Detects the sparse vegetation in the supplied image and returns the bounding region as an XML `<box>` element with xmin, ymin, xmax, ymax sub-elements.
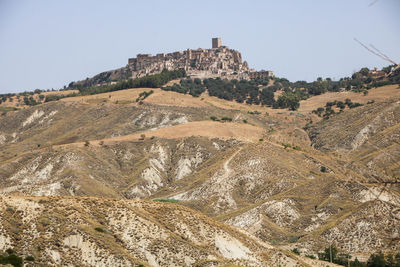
<box><xmin>316</xmin><ymin>246</ymin><xmax>400</xmax><ymax>267</ymax></box>
<box><xmin>210</xmin><ymin>116</ymin><xmax>218</xmax><ymax>121</ymax></box>
<box><xmin>0</xmin><ymin>250</ymin><xmax>23</xmax><ymax>267</ymax></box>
<box><xmin>282</xmin><ymin>143</ymin><xmax>294</xmax><ymax>149</ymax></box>
<box><xmin>312</xmin><ymin>99</ymin><xmax>363</xmax><ymax>119</ymax></box>
<box><xmin>95</xmin><ymin>227</ymin><xmax>106</xmax><ymax>233</ymax></box>
<box><xmin>0</xmin><ymin>106</ymin><xmax>19</xmax><ymax>115</ymax></box>
<box><xmin>24</xmin><ymin>256</ymin><xmax>35</xmax><ymax>262</ymax></box>
<box><xmin>76</xmin><ymin>69</ymin><xmax>186</xmax><ymax>95</ymax></box>
<box><xmin>220</xmin><ymin>116</ymin><xmax>232</xmax><ymax>122</ymax></box>
<box><xmin>45</xmin><ymin>92</ymin><xmax>78</xmax><ymax>102</ymax></box>
<box><xmin>136</xmin><ymin>90</ymin><xmax>154</xmax><ymax>102</ymax></box>
<box><xmin>153</xmin><ymin>199</ymin><xmax>179</xmax><ymax>203</ymax></box>
<box><xmin>291</xmin><ymin>248</ymin><xmax>300</xmax><ymax>255</ymax></box>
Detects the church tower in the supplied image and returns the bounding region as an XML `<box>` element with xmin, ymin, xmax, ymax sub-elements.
<box><xmin>212</xmin><ymin>38</ymin><xmax>222</xmax><ymax>48</ymax></box>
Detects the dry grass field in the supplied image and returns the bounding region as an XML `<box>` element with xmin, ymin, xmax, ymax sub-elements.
<box><xmin>4</xmin><ymin>84</ymin><xmax>398</xmax><ymax>117</ymax></box>
<box><xmin>57</xmin><ymin>121</ymin><xmax>265</xmax><ymax>148</ymax></box>
<box><xmin>0</xmin><ymin>89</ymin><xmax>78</xmax><ymax>109</ymax></box>
<box><xmin>298</xmin><ymin>84</ymin><xmax>400</xmax><ymax>112</ymax></box>
<box><xmin>0</xmin><ymin>84</ymin><xmax>399</xmax><ymax>262</ymax></box>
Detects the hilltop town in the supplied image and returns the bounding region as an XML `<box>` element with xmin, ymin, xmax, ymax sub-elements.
<box><xmin>70</xmin><ymin>38</ymin><xmax>274</xmax><ymax>89</ymax></box>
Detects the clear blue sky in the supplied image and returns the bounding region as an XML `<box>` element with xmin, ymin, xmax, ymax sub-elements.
<box><xmin>0</xmin><ymin>0</ymin><xmax>399</xmax><ymax>93</ymax></box>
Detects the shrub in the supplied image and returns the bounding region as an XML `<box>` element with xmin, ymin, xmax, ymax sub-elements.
<box><xmin>320</xmin><ymin>166</ymin><xmax>327</xmax><ymax>172</ymax></box>
<box><xmin>210</xmin><ymin>116</ymin><xmax>218</xmax><ymax>121</ymax></box>
<box><xmin>153</xmin><ymin>199</ymin><xmax>179</xmax><ymax>203</ymax></box>
<box><xmin>291</xmin><ymin>248</ymin><xmax>300</xmax><ymax>255</ymax></box>
<box><xmin>282</xmin><ymin>143</ymin><xmax>291</xmax><ymax>149</ymax></box>
<box><xmin>0</xmin><ymin>254</ymin><xmax>23</xmax><ymax>267</ymax></box>
<box><xmin>94</xmin><ymin>227</ymin><xmax>106</xmax><ymax>233</ymax></box>
<box><xmin>0</xmin><ymin>249</ymin><xmax>23</xmax><ymax>267</ymax></box>
<box><xmin>25</xmin><ymin>256</ymin><xmax>35</xmax><ymax>261</ymax></box>
<box><xmin>221</xmin><ymin>117</ymin><xmax>232</xmax><ymax>122</ymax></box>
<box><xmin>84</xmin><ymin>141</ymin><xmax>90</xmax><ymax>146</ymax></box>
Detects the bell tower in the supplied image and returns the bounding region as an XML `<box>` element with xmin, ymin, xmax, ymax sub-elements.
<box><xmin>212</xmin><ymin>38</ymin><xmax>222</xmax><ymax>48</ymax></box>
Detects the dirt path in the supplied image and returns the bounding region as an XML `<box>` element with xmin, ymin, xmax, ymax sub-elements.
<box><xmin>222</xmin><ymin>147</ymin><xmax>242</xmax><ymax>179</ymax></box>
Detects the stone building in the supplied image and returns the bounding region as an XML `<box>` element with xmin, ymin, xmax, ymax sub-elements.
<box><xmin>127</xmin><ymin>38</ymin><xmax>251</xmax><ymax>79</ymax></box>
<box><xmin>367</xmin><ymin>67</ymin><xmax>386</xmax><ymax>79</ymax></box>
<box><xmin>248</xmin><ymin>70</ymin><xmax>274</xmax><ymax>80</ymax></box>
<box><xmin>73</xmin><ymin>38</ymin><xmax>274</xmax><ymax>88</ymax></box>
<box><xmin>212</xmin><ymin>38</ymin><xmax>222</xmax><ymax>49</ymax></box>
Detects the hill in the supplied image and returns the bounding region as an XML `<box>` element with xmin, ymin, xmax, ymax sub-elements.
<box><xmin>0</xmin><ymin>84</ymin><xmax>399</xmax><ymax>265</ymax></box>
<box><xmin>0</xmin><ymin>195</ymin><xmax>338</xmax><ymax>267</ymax></box>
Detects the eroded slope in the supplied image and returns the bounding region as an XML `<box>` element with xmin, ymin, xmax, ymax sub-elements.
<box><xmin>0</xmin><ymin>195</ymin><xmax>333</xmax><ymax>267</ymax></box>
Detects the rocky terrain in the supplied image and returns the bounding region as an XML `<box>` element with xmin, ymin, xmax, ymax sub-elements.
<box><xmin>0</xmin><ymin>84</ymin><xmax>399</xmax><ymax>266</ymax></box>
<box><xmin>1</xmin><ymin>195</ymin><xmax>337</xmax><ymax>267</ymax></box>
<box><xmin>308</xmin><ymin>99</ymin><xmax>400</xmax><ymax>181</ymax></box>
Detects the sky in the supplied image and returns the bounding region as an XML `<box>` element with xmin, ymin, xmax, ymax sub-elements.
<box><xmin>0</xmin><ymin>0</ymin><xmax>399</xmax><ymax>94</ymax></box>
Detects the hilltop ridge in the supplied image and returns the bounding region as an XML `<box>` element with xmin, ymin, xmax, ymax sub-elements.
<box><xmin>69</xmin><ymin>38</ymin><xmax>274</xmax><ymax>90</ymax></box>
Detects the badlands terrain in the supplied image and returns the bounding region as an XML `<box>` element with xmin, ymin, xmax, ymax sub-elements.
<box><xmin>0</xmin><ymin>84</ymin><xmax>399</xmax><ymax>266</ymax></box>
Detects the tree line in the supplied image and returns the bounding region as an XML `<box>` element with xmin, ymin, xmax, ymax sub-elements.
<box><xmin>73</xmin><ymin>69</ymin><xmax>186</xmax><ymax>95</ymax></box>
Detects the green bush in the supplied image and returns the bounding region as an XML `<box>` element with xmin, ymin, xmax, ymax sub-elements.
<box><xmin>0</xmin><ymin>250</ymin><xmax>23</xmax><ymax>267</ymax></box>
<box><xmin>210</xmin><ymin>116</ymin><xmax>218</xmax><ymax>121</ymax></box>
<box><xmin>25</xmin><ymin>256</ymin><xmax>35</xmax><ymax>262</ymax></box>
<box><xmin>291</xmin><ymin>248</ymin><xmax>300</xmax><ymax>255</ymax></box>
<box><xmin>80</xmin><ymin>69</ymin><xmax>186</xmax><ymax>95</ymax></box>
<box><xmin>45</xmin><ymin>92</ymin><xmax>78</xmax><ymax>102</ymax></box>
<box><xmin>94</xmin><ymin>227</ymin><xmax>106</xmax><ymax>233</ymax></box>
<box><xmin>221</xmin><ymin>117</ymin><xmax>232</xmax><ymax>122</ymax></box>
<box><xmin>136</xmin><ymin>90</ymin><xmax>154</xmax><ymax>102</ymax></box>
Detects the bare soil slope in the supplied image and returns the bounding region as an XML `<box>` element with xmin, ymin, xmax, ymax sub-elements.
<box><xmin>0</xmin><ymin>195</ymin><xmax>337</xmax><ymax>267</ymax></box>
<box><xmin>1</xmin><ymin>86</ymin><xmax>399</xmax><ymax>262</ymax></box>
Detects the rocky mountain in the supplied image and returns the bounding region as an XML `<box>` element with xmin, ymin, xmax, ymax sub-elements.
<box><xmin>0</xmin><ymin>84</ymin><xmax>399</xmax><ymax>266</ymax></box>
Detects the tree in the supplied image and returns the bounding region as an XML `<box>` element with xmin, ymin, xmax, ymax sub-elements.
<box><xmin>360</xmin><ymin>67</ymin><xmax>369</xmax><ymax>76</ymax></box>
<box><xmin>276</xmin><ymin>92</ymin><xmax>300</xmax><ymax>110</ymax></box>
<box><xmin>308</xmin><ymin>81</ymin><xmax>326</xmax><ymax>95</ymax></box>
<box><xmin>260</xmin><ymin>87</ymin><xmax>275</xmax><ymax>106</ymax></box>
<box><xmin>367</xmin><ymin>252</ymin><xmax>385</xmax><ymax>267</ymax></box>
<box><xmin>318</xmin><ymin>245</ymin><xmax>338</xmax><ymax>262</ymax></box>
